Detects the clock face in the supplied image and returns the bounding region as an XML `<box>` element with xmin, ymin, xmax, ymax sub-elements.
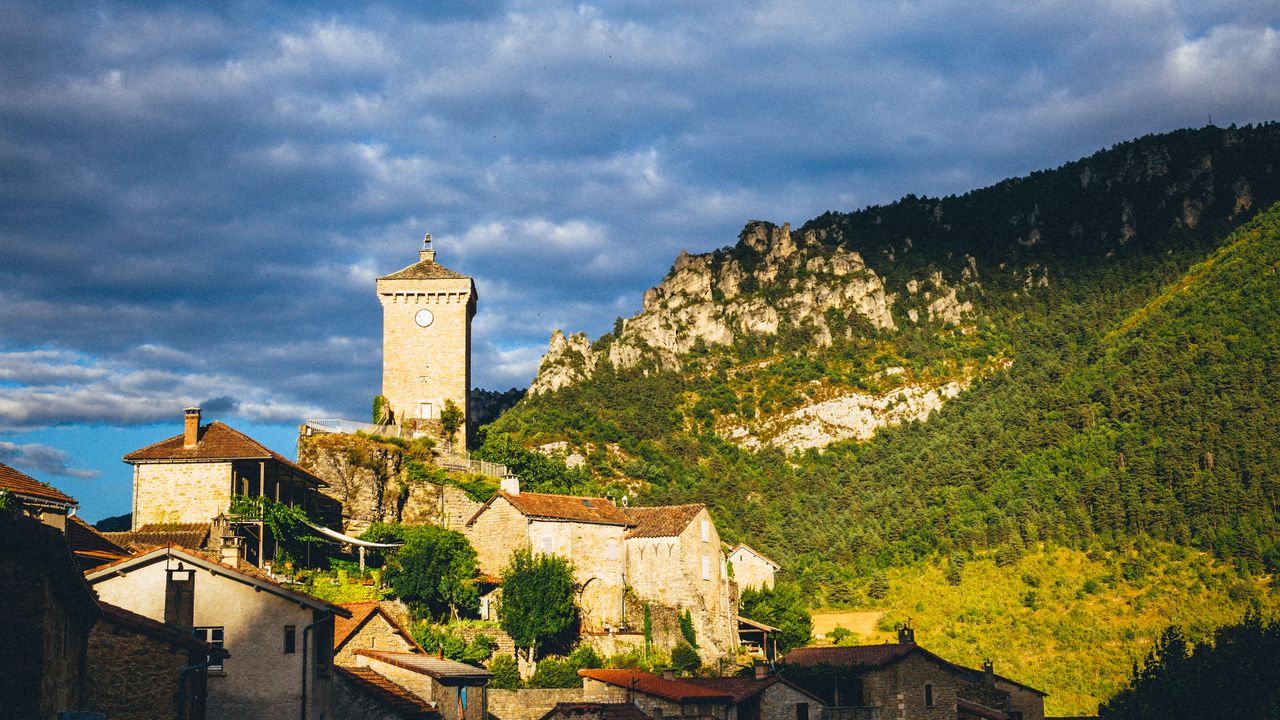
<box><xmin>414</xmin><ymin>309</ymin><xmax>435</xmax><ymax>328</ymax></box>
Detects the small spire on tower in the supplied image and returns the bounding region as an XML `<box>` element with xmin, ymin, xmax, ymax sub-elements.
<box><xmin>420</xmin><ymin>232</ymin><xmax>436</xmax><ymax>263</ymax></box>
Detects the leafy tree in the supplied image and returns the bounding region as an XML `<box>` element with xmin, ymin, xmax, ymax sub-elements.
<box><xmin>945</xmin><ymin>556</ymin><xmax>964</xmax><ymax>586</ymax></box>
<box><xmin>643</xmin><ymin>603</ymin><xmax>653</xmax><ymax>650</ymax></box>
<box><xmin>740</xmin><ymin>582</ymin><xmax>812</xmax><ymax>653</ymax></box>
<box><xmin>671</xmin><ymin>642</ymin><xmax>701</xmax><ymax>674</ymax></box>
<box><xmin>527</xmin><ymin>646</ymin><xmax>604</xmax><ymax>688</ymax></box>
<box><xmin>440</xmin><ymin>399</ymin><xmax>465</xmax><ymax>442</ymax></box>
<box><xmin>868</xmin><ymin>572</ymin><xmax>890</xmax><ymax>600</ymax></box>
<box><xmin>488</xmin><ymin>654</ymin><xmax>521</xmax><ymax>689</ymax></box>
<box><xmin>499</xmin><ymin>548</ymin><xmax>578</xmax><ymax>667</ymax></box>
<box><xmin>383</xmin><ymin>524</ymin><xmax>479</xmax><ymax>620</ymax></box>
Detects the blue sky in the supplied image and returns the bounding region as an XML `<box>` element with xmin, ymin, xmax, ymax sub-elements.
<box><xmin>2</xmin><ymin>0</ymin><xmax>1279</xmax><ymax>521</ymax></box>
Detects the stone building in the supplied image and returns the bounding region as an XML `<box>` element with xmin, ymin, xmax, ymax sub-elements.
<box><xmin>122</xmin><ymin>407</ymin><xmax>341</xmax><ymax>566</ymax></box>
<box><xmin>726</xmin><ymin>543</ymin><xmax>779</xmax><ymax>591</ymax></box>
<box><xmin>0</xmin><ymin>460</ymin><xmax>78</xmax><ymax>531</ymax></box>
<box><xmin>86</xmin><ymin>601</ymin><xmax>228</xmax><ymax>720</ymax></box>
<box><xmin>464</xmin><ymin>479</ymin><xmax>633</xmax><ymax>631</ymax></box>
<box><xmin>0</xmin><ymin>510</ymin><xmax>99</xmax><ymax>719</ymax></box>
<box><xmin>336</xmin><ymin>600</ymin><xmax>425</xmax><ymax>666</ymax></box>
<box><xmin>623</xmin><ymin>504</ymin><xmax>737</xmax><ymax>659</ymax></box>
<box><xmin>378</xmin><ymin>235</ymin><xmax>476</xmax><ymax>445</ymax></box>
<box><xmin>781</xmin><ymin>629</ymin><xmax>1046</xmax><ymax>720</ymax></box>
<box><xmin>335</xmin><ymin>665</ymin><xmax>440</xmax><ymax>720</ymax></box>
<box><xmin>579</xmin><ymin>668</ymin><xmax>824</xmax><ymax>720</ymax></box>
<box><xmin>355</xmin><ymin>649</ymin><xmax>494</xmax><ymax>720</ymax></box>
<box><xmin>86</xmin><ymin>544</ymin><xmax>352</xmax><ymax>720</ymax></box>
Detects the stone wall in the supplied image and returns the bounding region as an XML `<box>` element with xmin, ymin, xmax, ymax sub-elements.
<box><xmin>580</xmin><ymin>631</ymin><xmax>646</xmax><ymax>657</ymax></box>
<box><xmin>759</xmin><ymin>678</ymin><xmax>824</xmax><ymax>720</ymax></box>
<box><xmin>360</xmin><ymin>656</ymin><xmax>489</xmax><ymax>720</ymax></box>
<box><xmin>133</xmin><ymin>461</ymin><xmax>231</xmax><ymax>528</ymax></box>
<box><xmin>728</xmin><ymin>549</ymin><xmax>775</xmax><ymax>591</ymax></box>
<box><xmin>85</xmin><ymin>620</ymin><xmax>200</xmax><ymax>720</ymax></box>
<box><xmin>528</xmin><ymin>517</ymin><xmax>628</xmax><ymax>630</ymax></box>
<box><xmin>488</xmin><ymin>688</ymin><xmax>585</xmax><ymax>720</ymax></box>
<box><xmin>862</xmin><ymin>653</ymin><xmax>960</xmax><ymax>720</ymax></box>
<box><xmin>334</xmin><ymin>669</ymin><xmax>420</xmax><ymax>720</ymax></box>
<box><xmin>465</xmin><ymin>496</ymin><xmax>529</xmax><ymax>574</ymax></box>
<box><xmin>995</xmin><ymin>680</ymin><xmax>1044</xmax><ymax>720</ymax></box>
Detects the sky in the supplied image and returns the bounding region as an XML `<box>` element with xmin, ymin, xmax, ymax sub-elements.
<box><xmin>2</xmin><ymin>0</ymin><xmax>1279</xmax><ymax>521</ymax></box>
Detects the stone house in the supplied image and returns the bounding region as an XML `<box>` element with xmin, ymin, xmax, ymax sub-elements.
<box><xmin>726</xmin><ymin>543</ymin><xmax>779</xmax><ymax>591</ymax></box>
<box><xmin>579</xmin><ymin>668</ymin><xmax>824</xmax><ymax>720</ymax></box>
<box><xmin>355</xmin><ymin>649</ymin><xmax>494</xmax><ymax>720</ymax></box>
<box><xmin>122</xmin><ymin>407</ymin><xmax>341</xmax><ymax>566</ymax></box>
<box><xmin>0</xmin><ymin>460</ymin><xmax>79</xmax><ymax>531</ymax></box>
<box><xmin>0</xmin><ymin>509</ymin><xmax>99</xmax><ymax>719</ymax></box>
<box><xmin>623</xmin><ymin>504</ymin><xmax>737</xmax><ymax>659</ymax></box>
<box><xmin>335</xmin><ymin>600</ymin><xmax>425</xmax><ymax>666</ymax></box>
<box><xmin>781</xmin><ymin>630</ymin><xmax>1046</xmax><ymax>720</ymax></box>
<box><xmin>335</xmin><ymin>665</ymin><xmax>440</xmax><ymax>720</ymax></box>
<box><xmin>87</xmin><ymin>601</ymin><xmax>229</xmax><ymax>720</ymax></box>
<box><xmin>464</xmin><ymin>479</ymin><xmax>633</xmax><ymax>631</ymax></box>
<box><xmin>86</xmin><ymin>544</ymin><xmax>352</xmax><ymax>720</ymax></box>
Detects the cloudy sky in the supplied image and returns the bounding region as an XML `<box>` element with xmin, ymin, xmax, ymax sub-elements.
<box><xmin>2</xmin><ymin>0</ymin><xmax>1278</xmax><ymax>520</ymax></box>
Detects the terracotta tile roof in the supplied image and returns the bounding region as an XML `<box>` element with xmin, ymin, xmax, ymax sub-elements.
<box><xmin>335</xmin><ymin>601</ymin><xmax>424</xmax><ymax>653</ymax></box>
<box><xmin>66</xmin><ymin>516</ymin><xmax>131</xmax><ymax>569</ymax></box>
<box><xmin>356</xmin><ymin>649</ymin><xmax>493</xmax><ymax>681</ymax></box>
<box><xmin>467</xmin><ymin>491</ymin><xmax>632</xmax><ymax>527</ymax></box>
<box><xmin>682</xmin><ymin>676</ymin><xmax>780</xmax><ymax>704</ymax></box>
<box><xmin>578</xmin><ymin>669</ymin><xmax>733</xmax><ymax>704</ymax></box>
<box><xmin>540</xmin><ymin>703</ymin><xmax>653</xmax><ymax>720</ymax></box>
<box><xmin>623</xmin><ymin>504</ymin><xmax>704</xmax><ymax>538</ymax></box>
<box><xmin>0</xmin><ymin>462</ymin><xmax>77</xmax><ymax>506</ymax></box>
<box><xmin>122</xmin><ymin>421</ymin><xmax>326</xmax><ymax>486</ymax></box>
<box><xmin>379</xmin><ymin>258</ymin><xmax>471</xmax><ymax>281</ymax></box>
<box><xmin>102</xmin><ymin>523</ymin><xmax>210</xmax><ymax>553</ymax></box>
<box><xmin>85</xmin><ymin>544</ymin><xmax>352</xmax><ymax>617</ymax></box>
<box><xmin>97</xmin><ymin>601</ymin><xmax>230</xmax><ymax>657</ymax></box>
<box><xmin>958</xmin><ymin>698</ymin><xmax>1009</xmax><ymax>720</ymax></box>
<box><xmin>783</xmin><ymin>643</ymin><xmax>918</xmax><ymax>668</ymax></box>
<box><xmin>337</xmin><ymin>666</ymin><xmax>439</xmax><ymax>719</ymax></box>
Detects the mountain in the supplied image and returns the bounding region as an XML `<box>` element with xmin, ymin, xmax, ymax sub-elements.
<box><xmin>479</xmin><ymin>124</ymin><xmax>1280</xmax><ymax>709</ymax></box>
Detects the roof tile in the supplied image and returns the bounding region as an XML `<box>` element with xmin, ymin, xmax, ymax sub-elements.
<box><xmin>356</xmin><ymin>649</ymin><xmax>494</xmax><ymax>680</ymax></box>
<box><xmin>577</xmin><ymin>669</ymin><xmax>733</xmax><ymax>703</ymax></box>
<box><xmin>122</xmin><ymin>421</ymin><xmax>325</xmax><ymax>486</ymax></box>
<box><xmin>379</xmin><ymin>259</ymin><xmax>471</xmax><ymax>281</ymax></box>
<box><xmin>337</xmin><ymin>666</ymin><xmax>439</xmax><ymax>718</ymax></box>
<box><xmin>623</xmin><ymin>504</ymin><xmax>704</xmax><ymax>538</ymax></box>
<box><xmin>0</xmin><ymin>462</ymin><xmax>76</xmax><ymax>506</ymax></box>
<box><xmin>470</xmin><ymin>491</ymin><xmax>632</xmax><ymax>527</ymax></box>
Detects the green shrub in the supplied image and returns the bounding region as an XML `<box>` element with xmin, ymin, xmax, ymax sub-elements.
<box><xmin>671</xmin><ymin>643</ymin><xmax>701</xmax><ymax>673</ymax></box>
<box><xmin>488</xmin><ymin>654</ymin><xmax>521</xmax><ymax>689</ymax></box>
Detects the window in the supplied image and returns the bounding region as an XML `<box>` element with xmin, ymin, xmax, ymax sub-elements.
<box><xmin>606</xmin><ymin>540</ymin><xmax>619</xmax><ymax>561</ymax></box>
<box><xmin>924</xmin><ymin>684</ymin><xmax>934</xmax><ymax>707</ymax></box>
<box><xmin>542</xmin><ymin>535</ymin><xmax>555</xmax><ymax>554</ymax></box>
<box><xmin>796</xmin><ymin>703</ymin><xmax>809</xmax><ymax>720</ymax></box>
<box><xmin>701</xmin><ymin>555</ymin><xmax>711</xmax><ymax>580</ymax></box>
<box><xmin>284</xmin><ymin>625</ymin><xmax>296</xmax><ymax>654</ymax></box>
<box><xmin>700</xmin><ymin>520</ymin><xmax>710</xmax><ymax>542</ymax></box>
<box><xmin>194</xmin><ymin>627</ymin><xmax>224</xmax><ymax>671</ymax></box>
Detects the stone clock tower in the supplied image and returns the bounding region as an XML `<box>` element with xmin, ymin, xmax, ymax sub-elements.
<box><xmin>377</xmin><ymin>234</ymin><xmax>476</xmax><ymax>447</ymax></box>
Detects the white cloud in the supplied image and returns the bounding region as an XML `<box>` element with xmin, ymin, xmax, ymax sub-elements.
<box><xmin>0</xmin><ymin>441</ymin><xmax>100</xmax><ymax>479</ymax></box>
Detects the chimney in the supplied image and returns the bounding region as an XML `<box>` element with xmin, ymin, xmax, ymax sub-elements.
<box><xmin>420</xmin><ymin>232</ymin><xmax>436</xmax><ymax>264</ymax></box>
<box><xmin>897</xmin><ymin>624</ymin><xmax>915</xmax><ymax>644</ymax></box>
<box><xmin>661</xmin><ymin>668</ymin><xmax>675</xmax><ymax>681</ymax></box>
<box><xmin>754</xmin><ymin>659</ymin><xmax>768</xmax><ymax>680</ymax></box>
<box><xmin>183</xmin><ymin>407</ymin><xmax>202</xmax><ymax>448</ymax></box>
<box><xmin>165</xmin><ymin>562</ymin><xmax>196</xmax><ymax>628</ymax></box>
<box><xmin>501</xmin><ymin>474</ymin><xmax>520</xmax><ymax>496</ymax></box>
<box><xmin>983</xmin><ymin>659</ymin><xmax>994</xmax><ymax>686</ymax></box>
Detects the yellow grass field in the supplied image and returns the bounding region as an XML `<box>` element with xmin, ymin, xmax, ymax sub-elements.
<box><xmin>810</xmin><ymin>609</ymin><xmax>885</xmax><ymax>642</ymax></box>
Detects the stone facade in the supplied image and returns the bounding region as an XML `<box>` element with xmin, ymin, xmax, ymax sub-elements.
<box><xmin>337</xmin><ymin>611</ymin><xmax>420</xmax><ymax>666</ymax></box>
<box><xmin>359</xmin><ymin>655</ymin><xmax>489</xmax><ymax>720</ymax></box>
<box><xmin>582</xmin><ymin>677</ymin><xmax>726</xmax><ymax>720</ymax></box>
<box><xmin>626</xmin><ymin>508</ymin><xmax>737</xmax><ymax>659</ymax></box>
<box><xmin>756</xmin><ymin>681</ymin><xmax>822</xmax><ymax>720</ymax></box>
<box><xmin>378</xmin><ymin>244</ymin><xmax>476</xmax><ymax>446</ymax></box>
<box><xmin>0</xmin><ymin>511</ymin><xmax>96</xmax><ymax>719</ymax></box>
<box><xmin>488</xmin><ymin>688</ymin><xmax>587</xmax><ymax>720</ymax></box>
<box><xmin>85</xmin><ymin>614</ymin><xmax>208</xmax><ymax>720</ymax></box>
<box><xmin>88</xmin><ymin>548</ymin><xmax>339</xmax><ymax>720</ymax></box>
<box><xmin>132</xmin><ymin>461</ymin><xmax>231</xmax><ymax>529</ymax></box>
<box><xmin>859</xmin><ymin>653</ymin><xmax>959</xmax><ymax>720</ymax></box>
<box><xmin>727</xmin><ymin>545</ymin><xmax>777</xmax><ymax>591</ymax></box>
<box><xmin>993</xmin><ymin>678</ymin><xmax>1045</xmax><ymax>720</ymax></box>
<box><xmin>464</xmin><ymin>495</ymin><xmax>629</xmax><ymax>630</ymax></box>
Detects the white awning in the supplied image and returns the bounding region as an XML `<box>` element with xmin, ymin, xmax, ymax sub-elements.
<box><xmin>303</xmin><ymin>520</ymin><xmax>403</xmax><ymax>548</ymax></box>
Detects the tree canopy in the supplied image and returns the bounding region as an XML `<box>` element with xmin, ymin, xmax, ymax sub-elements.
<box><xmin>378</xmin><ymin>523</ymin><xmax>479</xmax><ymax>620</ymax></box>
<box><xmin>739</xmin><ymin>582</ymin><xmax>813</xmax><ymax>654</ymax></box>
<box><xmin>499</xmin><ymin>548</ymin><xmax>578</xmax><ymax>662</ymax></box>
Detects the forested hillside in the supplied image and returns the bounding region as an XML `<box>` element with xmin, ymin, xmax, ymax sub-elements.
<box><xmin>478</xmin><ymin>124</ymin><xmax>1280</xmax><ymax>711</ymax></box>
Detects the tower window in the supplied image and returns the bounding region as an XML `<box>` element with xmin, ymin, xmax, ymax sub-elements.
<box><xmin>924</xmin><ymin>684</ymin><xmax>934</xmax><ymax>707</ymax></box>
